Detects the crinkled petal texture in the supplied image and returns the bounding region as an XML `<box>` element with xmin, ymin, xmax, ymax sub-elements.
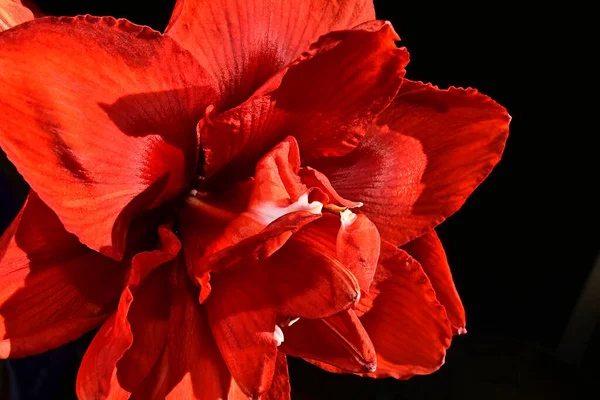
<box><xmin>0</xmin><ymin>0</ymin><xmax>41</xmax><ymax>31</ymax></box>
<box><xmin>350</xmin><ymin>241</ymin><xmax>453</xmax><ymax>378</ymax></box>
<box><xmin>0</xmin><ymin>16</ymin><xmax>216</xmax><ymax>260</ymax></box>
<box><xmin>166</xmin><ymin>0</ymin><xmax>375</xmax><ymax>109</ymax></box>
<box><xmin>403</xmin><ymin>230</ymin><xmax>466</xmax><ymax>335</ymax></box>
<box><xmin>199</xmin><ymin>21</ymin><xmax>409</xmax><ymax>180</ymax></box>
<box><xmin>0</xmin><ymin>193</ymin><xmax>128</xmax><ymax>358</ymax></box>
<box><xmin>313</xmin><ymin>79</ymin><xmax>511</xmax><ymax>246</ymax></box>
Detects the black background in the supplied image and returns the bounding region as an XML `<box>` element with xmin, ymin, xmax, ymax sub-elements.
<box><xmin>0</xmin><ymin>1</ymin><xmax>595</xmax><ymax>399</ymax></box>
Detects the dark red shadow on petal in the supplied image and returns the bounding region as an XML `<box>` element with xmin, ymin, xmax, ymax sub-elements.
<box><xmin>98</xmin><ymin>88</ymin><xmax>206</xmax><ymax>182</ymax></box>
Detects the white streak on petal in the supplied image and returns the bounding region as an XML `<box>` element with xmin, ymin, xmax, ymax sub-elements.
<box><xmin>252</xmin><ymin>192</ymin><xmax>323</xmax><ymax>225</ymax></box>
<box><xmin>340</xmin><ymin>208</ymin><xmax>357</xmax><ymax>228</ymax></box>
<box><xmin>274</xmin><ymin>325</ymin><xmax>284</xmax><ymax>346</ymax></box>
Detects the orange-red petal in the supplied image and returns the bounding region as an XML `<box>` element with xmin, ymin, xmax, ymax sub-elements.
<box><xmin>199</xmin><ymin>21</ymin><xmax>408</xmax><ymax>180</ymax></box>
<box><xmin>166</xmin><ymin>0</ymin><xmax>375</xmax><ymax>109</ymax></box>
<box><xmin>76</xmin><ymin>228</ymin><xmax>181</xmax><ymax>399</ymax></box>
<box><xmin>281</xmin><ymin>309</ymin><xmax>376</xmax><ymax>373</ymax></box>
<box><xmin>205</xmin><ymin>238</ymin><xmax>359</xmax><ymax>397</ymax></box>
<box><xmin>314</xmin><ymin>79</ymin><xmax>510</xmax><ymax>246</ymax></box>
<box><xmin>403</xmin><ymin>231</ymin><xmax>466</xmax><ymax>335</ymax></box>
<box><xmin>353</xmin><ymin>241</ymin><xmax>452</xmax><ymax>379</ymax></box>
<box><xmin>0</xmin><ymin>193</ymin><xmax>127</xmax><ymax>359</ymax></box>
<box><xmin>0</xmin><ymin>16</ymin><xmax>216</xmax><ymax>260</ymax></box>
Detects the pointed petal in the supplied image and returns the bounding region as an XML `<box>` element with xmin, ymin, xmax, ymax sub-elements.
<box><xmin>403</xmin><ymin>231</ymin><xmax>466</xmax><ymax>335</ymax></box>
<box><xmin>0</xmin><ymin>193</ymin><xmax>127</xmax><ymax>358</ymax></box>
<box><xmin>205</xmin><ymin>236</ymin><xmax>359</xmax><ymax>397</ymax></box>
<box><xmin>200</xmin><ymin>21</ymin><xmax>408</xmax><ymax>179</ymax></box>
<box><xmin>226</xmin><ymin>352</ymin><xmax>289</xmax><ymax>400</ymax></box>
<box><xmin>0</xmin><ymin>0</ymin><xmax>41</xmax><ymax>31</ymax></box>
<box><xmin>353</xmin><ymin>241</ymin><xmax>452</xmax><ymax>379</ymax></box>
<box><xmin>76</xmin><ymin>229</ymin><xmax>181</xmax><ymax>400</ymax></box>
<box><xmin>281</xmin><ymin>309</ymin><xmax>376</xmax><ymax>373</ymax></box>
<box><xmin>0</xmin><ymin>16</ymin><xmax>217</xmax><ymax>260</ymax></box>
<box><xmin>166</xmin><ymin>0</ymin><xmax>375</xmax><ymax>109</ymax></box>
<box><xmin>315</xmin><ymin>79</ymin><xmax>510</xmax><ymax>246</ymax></box>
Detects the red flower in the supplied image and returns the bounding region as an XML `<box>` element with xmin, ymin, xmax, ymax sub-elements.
<box><xmin>0</xmin><ymin>1</ymin><xmax>510</xmax><ymax>399</ymax></box>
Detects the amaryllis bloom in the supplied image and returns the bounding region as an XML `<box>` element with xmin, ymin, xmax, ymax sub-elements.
<box><xmin>0</xmin><ymin>0</ymin><xmax>510</xmax><ymax>398</ymax></box>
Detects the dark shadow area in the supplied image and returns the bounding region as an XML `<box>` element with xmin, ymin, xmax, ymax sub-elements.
<box><xmin>289</xmin><ymin>335</ymin><xmax>590</xmax><ymax>399</ymax></box>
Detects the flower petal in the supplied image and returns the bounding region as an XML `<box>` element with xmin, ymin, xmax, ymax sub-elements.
<box><xmin>295</xmin><ymin>213</ymin><xmax>380</xmax><ymax>293</ymax></box>
<box><xmin>403</xmin><ymin>231</ymin><xmax>466</xmax><ymax>335</ymax></box>
<box><xmin>0</xmin><ymin>0</ymin><xmax>41</xmax><ymax>31</ymax></box>
<box><xmin>227</xmin><ymin>352</ymin><xmax>290</xmax><ymax>400</ymax></box>
<box><xmin>205</xmin><ymin>266</ymin><xmax>279</xmax><ymax>398</ymax></box>
<box><xmin>166</xmin><ymin>0</ymin><xmax>375</xmax><ymax>109</ymax></box>
<box><xmin>0</xmin><ymin>193</ymin><xmax>127</xmax><ymax>359</ymax></box>
<box><xmin>184</xmin><ymin>138</ymin><xmax>326</xmax><ymax>302</ymax></box>
<box><xmin>126</xmin><ymin>263</ymin><xmax>231</xmax><ymax>400</ymax></box>
<box><xmin>76</xmin><ymin>228</ymin><xmax>181</xmax><ymax>399</ymax></box>
<box><xmin>298</xmin><ymin>167</ymin><xmax>362</xmax><ymax>208</ymax></box>
<box><xmin>353</xmin><ymin>241</ymin><xmax>452</xmax><ymax>379</ymax></box>
<box><xmin>199</xmin><ymin>21</ymin><xmax>408</xmax><ymax>179</ymax></box>
<box><xmin>314</xmin><ymin>79</ymin><xmax>510</xmax><ymax>246</ymax></box>
<box><xmin>0</xmin><ymin>16</ymin><xmax>217</xmax><ymax>260</ymax></box>
<box><xmin>281</xmin><ymin>309</ymin><xmax>376</xmax><ymax>373</ymax></box>
<box><xmin>205</xmin><ymin>238</ymin><xmax>359</xmax><ymax>397</ymax></box>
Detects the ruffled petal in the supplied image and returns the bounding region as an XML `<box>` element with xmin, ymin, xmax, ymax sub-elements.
<box><xmin>166</xmin><ymin>0</ymin><xmax>375</xmax><ymax>109</ymax></box>
<box><xmin>0</xmin><ymin>16</ymin><xmax>217</xmax><ymax>260</ymax></box>
<box><xmin>0</xmin><ymin>0</ymin><xmax>41</xmax><ymax>31</ymax></box>
<box><xmin>314</xmin><ymin>79</ymin><xmax>510</xmax><ymax>246</ymax></box>
<box><xmin>0</xmin><ymin>193</ymin><xmax>127</xmax><ymax>359</ymax></box>
<box><xmin>403</xmin><ymin>231</ymin><xmax>466</xmax><ymax>335</ymax></box>
<box><xmin>126</xmin><ymin>263</ymin><xmax>231</xmax><ymax>400</ymax></box>
<box><xmin>76</xmin><ymin>228</ymin><xmax>181</xmax><ymax>399</ymax></box>
<box><xmin>353</xmin><ymin>241</ymin><xmax>452</xmax><ymax>379</ymax></box>
<box><xmin>281</xmin><ymin>309</ymin><xmax>376</xmax><ymax>373</ymax></box>
<box><xmin>205</xmin><ymin>237</ymin><xmax>359</xmax><ymax>397</ymax></box>
<box><xmin>185</xmin><ymin>137</ymin><xmax>326</xmax><ymax>302</ymax></box>
<box><xmin>199</xmin><ymin>21</ymin><xmax>408</xmax><ymax>179</ymax></box>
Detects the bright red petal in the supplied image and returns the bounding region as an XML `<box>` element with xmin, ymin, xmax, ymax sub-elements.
<box><xmin>0</xmin><ymin>16</ymin><xmax>217</xmax><ymax>260</ymax></box>
<box><xmin>76</xmin><ymin>228</ymin><xmax>181</xmax><ymax>399</ymax></box>
<box><xmin>353</xmin><ymin>241</ymin><xmax>452</xmax><ymax>379</ymax></box>
<box><xmin>126</xmin><ymin>263</ymin><xmax>231</xmax><ymax>400</ymax></box>
<box><xmin>314</xmin><ymin>79</ymin><xmax>510</xmax><ymax>246</ymax></box>
<box><xmin>0</xmin><ymin>0</ymin><xmax>41</xmax><ymax>31</ymax></box>
<box><xmin>205</xmin><ymin>238</ymin><xmax>359</xmax><ymax>397</ymax></box>
<box><xmin>0</xmin><ymin>193</ymin><xmax>127</xmax><ymax>359</ymax></box>
<box><xmin>166</xmin><ymin>0</ymin><xmax>375</xmax><ymax>109</ymax></box>
<box><xmin>227</xmin><ymin>352</ymin><xmax>290</xmax><ymax>400</ymax></box>
<box><xmin>295</xmin><ymin>213</ymin><xmax>380</xmax><ymax>293</ymax></box>
<box><xmin>199</xmin><ymin>21</ymin><xmax>408</xmax><ymax>179</ymax></box>
<box><xmin>403</xmin><ymin>231</ymin><xmax>466</xmax><ymax>335</ymax></box>
<box><xmin>185</xmin><ymin>138</ymin><xmax>326</xmax><ymax>302</ymax></box>
<box><xmin>281</xmin><ymin>309</ymin><xmax>376</xmax><ymax>373</ymax></box>
<box><xmin>204</xmin><ymin>267</ymin><xmax>279</xmax><ymax>398</ymax></box>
